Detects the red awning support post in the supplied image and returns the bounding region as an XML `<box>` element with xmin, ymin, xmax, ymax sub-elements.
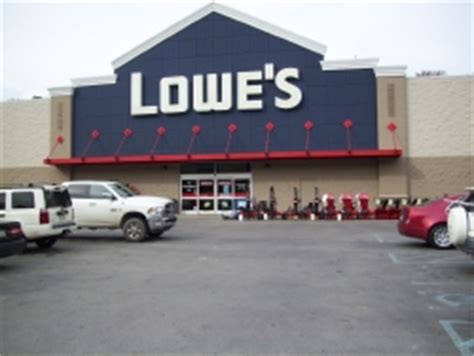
<box><xmin>387</xmin><ymin>122</ymin><xmax>400</xmax><ymax>150</ymax></box>
<box><xmin>150</xmin><ymin>126</ymin><xmax>167</xmax><ymax>158</ymax></box>
<box><xmin>187</xmin><ymin>125</ymin><xmax>201</xmax><ymax>158</ymax></box>
<box><xmin>115</xmin><ymin>128</ymin><xmax>133</xmax><ymax>160</ymax></box>
<box><xmin>265</xmin><ymin>122</ymin><xmax>275</xmax><ymax>157</ymax></box>
<box><xmin>304</xmin><ymin>120</ymin><xmax>314</xmax><ymax>154</ymax></box>
<box><xmin>45</xmin><ymin>135</ymin><xmax>64</xmax><ymax>163</ymax></box>
<box><xmin>80</xmin><ymin>130</ymin><xmax>100</xmax><ymax>161</ymax></box>
<box><xmin>343</xmin><ymin>119</ymin><xmax>353</xmax><ymax>152</ymax></box>
<box><xmin>225</xmin><ymin>123</ymin><xmax>238</xmax><ymax>157</ymax></box>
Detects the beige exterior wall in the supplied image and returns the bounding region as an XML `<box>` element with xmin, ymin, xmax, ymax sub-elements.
<box><xmin>378</xmin><ymin>158</ymin><xmax>409</xmax><ymax>197</ymax></box>
<box><xmin>1</xmin><ymin>167</ymin><xmax>71</xmax><ymax>186</ymax></box>
<box><xmin>376</xmin><ymin>77</ymin><xmax>408</xmax><ymax>151</ymax></box>
<box><xmin>1</xmin><ymin>98</ymin><xmax>51</xmax><ymax>168</ymax></box>
<box><xmin>376</xmin><ymin>76</ymin><xmax>409</xmax><ymax>196</ymax></box>
<box><xmin>0</xmin><ymin>98</ymin><xmax>71</xmax><ymax>185</ymax></box>
<box><xmin>406</xmin><ymin>76</ymin><xmax>473</xmax><ymax>196</ymax></box>
<box><xmin>252</xmin><ymin>160</ymin><xmax>379</xmax><ymax>210</ymax></box>
<box><xmin>72</xmin><ymin>165</ymin><xmax>180</xmax><ymax>200</ymax></box>
<box><xmin>72</xmin><ymin>160</ymin><xmax>380</xmax><ymax>210</ymax></box>
<box><xmin>408</xmin><ymin>157</ymin><xmax>472</xmax><ymax>197</ymax></box>
<box><xmin>407</xmin><ymin>76</ymin><xmax>472</xmax><ymax>158</ymax></box>
<box><xmin>50</xmin><ymin>95</ymin><xmax>73</xmax><ymax>159</ymax></box>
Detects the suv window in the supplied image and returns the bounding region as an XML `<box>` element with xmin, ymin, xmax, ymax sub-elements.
<box><xmin>45</xmin><ymin>189</ymin><xmax>72</xmax><ymax>208</ymax></box>
<box><xmin>0</xmin><ymin>193</ymin><xmax>5</xmax><ymax>210</ymax></box>
<box><xmin>12</xmin><ymin>192</ymin><xmax>35</xmax><ymax>209</ymax></box>
<box><xmin>89</xmin><ymin>185</ymin><xmax>111</xmax><ymax>199</ymax></box>
<box><xmin>67</xmin><ymin>184</ymin><xmax>90</xmax><ymax>199</ymax></box>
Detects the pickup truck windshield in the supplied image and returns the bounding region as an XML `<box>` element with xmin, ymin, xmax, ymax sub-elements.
<box><xmin>110</xmin><ymin>183</ymin><xmax>136</xmax><ymax>198</ymax></box>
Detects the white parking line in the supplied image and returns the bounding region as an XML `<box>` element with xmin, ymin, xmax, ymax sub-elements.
<box><xmin>374</xmin><ymin>234</ymin><xmax>384</xmax><ymax>243</ymax></box>
<box><xmin>434</xmin><ymin>294</ymin><xmax>474</xmax><ymax>308</ymax></box>
<box><xmin>440</xmin><ymin>320</ymin><xmax>474</xmax><ymax>356</ymax></box>
<box><xmin>388</xmin><ymin>253</ymin><xmax>401</xmax><ymax>264</ymax></box>
<box><xmin>411</xmin><ymin>281</ymin><xmax>467</xmax><ymax>286</ymax></box>
<box><xmin>387</xmin><ymin>253</ymin><xmax>468</xmax><ymax>265</ymax></box>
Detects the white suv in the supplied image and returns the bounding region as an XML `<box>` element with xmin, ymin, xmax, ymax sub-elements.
<box><xmin>0</xmin><ymin>185</ymin><xmax>75</xmax><ymax>248</ymax></box>
<box><xmin>447</xmin><ymin>187</ymin><xmax>474</xmax><ymax>256</ymax></box>
<box><xmin>62</xmin><ymin>181</ymin><xmax>177</xmax><ymax>242</ymax></box>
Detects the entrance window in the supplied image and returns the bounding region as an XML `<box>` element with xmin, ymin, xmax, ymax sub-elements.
<box><xmin>182</xmin><ymin>180</ymin><xmax>197</xmax><ymax>197</ymax></box>
<box><xmin>217</xmin><ymin>199</ymin><xmax>233</xmax><ymax>211</ymax></box>
<box><xmin>199</xmin><ymin>180</ymin><xmax>214</xmax><ymax>197</ymax></box>
<box><xmin>182</xmin><ymin>199</ymin><xmax>197</xmax><ymax>211</ymax></box>
<box><xmin>181</xmin><ymin>163</ymin><xmax>250</xmax><ymax>174</ymax></box>
<box><xmin>218</xmin><ymin>180</ymin><xmax>232</xmax><ymax>196</ymax></box>
<box><xmin>199</xmin><ymin>199</ymin><xmax>214</xmax><ymax>211</ymax></box>
<box><xmin>180</xmin><ymin>173</ymin><xmax>252</xmax><ymax>214</ymax></box>
<box><xmin>235</xmin><ymin>179</ymin><xmax>250</xmax><ymax>197</ymax></box>
<box><xmin>236</xmin><ymin>199</ymin><xmax>249</xmax><ymax>210</ymax></box>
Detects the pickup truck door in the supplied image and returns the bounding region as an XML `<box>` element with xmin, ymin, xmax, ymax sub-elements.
<box><xmin>70</xmin><ymin>184</ymin><xmax>122</xmax><ymax>228</ymax></box>
<box><xmin>85</xmin><ymin>184</ymin><xmax>122</xmax><ymax>227</ymax></box>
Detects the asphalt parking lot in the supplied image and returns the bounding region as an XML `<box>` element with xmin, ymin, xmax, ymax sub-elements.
<box><xmin>1</xmin><ymin>217</ymin><xmax>473</xmax><ymax>354</ymax></box>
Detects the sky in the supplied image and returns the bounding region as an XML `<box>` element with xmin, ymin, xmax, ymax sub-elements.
<box><xmin>0</xmin><ymin>0</ymin><xmax>472</xmax><ymax>100</ymax></box>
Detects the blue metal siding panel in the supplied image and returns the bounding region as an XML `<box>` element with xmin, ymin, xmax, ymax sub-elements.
<box><xmin>73</xmin><ymin>13</ymin><xmax>378</xmax><ymax>157</ymax></box>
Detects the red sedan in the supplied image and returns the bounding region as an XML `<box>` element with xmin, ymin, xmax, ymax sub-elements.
<box><xmin>398</xmin><ymin>195</ymin><xmax>462</xmax><ymax>249</ymax></box>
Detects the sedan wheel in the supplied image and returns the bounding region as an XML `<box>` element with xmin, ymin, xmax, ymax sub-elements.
<box><xmin>428</xmin><ymin>224</ymin><xmax>452</xmax><ymax>249</ymax></box>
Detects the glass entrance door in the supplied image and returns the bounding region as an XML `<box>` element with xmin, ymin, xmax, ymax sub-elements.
<box><xmin>180</xmin><ymin>173</ymin><xmax>252</xmax><ymax>214</ymax></box>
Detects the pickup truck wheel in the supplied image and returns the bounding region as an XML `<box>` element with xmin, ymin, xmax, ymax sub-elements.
<box><xmin>35</xmin><ymin>237</ymin><xmax>58</xmax><ymax>249</ymax></box>
<box><xmin>428</xmin><ymin>224</ymin><xmax>452</xmax><ymax>249</ymax></box>
<box><xmin>123</xmin><ymin>217</ymin><xmax>148</xmax><ymax>242</ymax></box>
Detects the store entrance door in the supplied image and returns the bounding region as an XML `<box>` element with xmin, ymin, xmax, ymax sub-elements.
<box><xmin>180</xmin><ymin>173</ymin><xmax>252</xmax><ymax>214</ymax></box>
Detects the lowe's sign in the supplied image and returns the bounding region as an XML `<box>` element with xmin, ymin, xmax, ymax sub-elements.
<box><xmin>131</xmin><ymin>63</ymin><xmax>302</xmax><ymax>116</ymax></box>
<box><xmin>71</xmin><ymin>9</ymin><xmax>379</xmax><ymax>157</ymax></box>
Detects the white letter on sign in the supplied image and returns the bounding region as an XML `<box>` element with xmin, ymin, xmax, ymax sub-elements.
<box><xmin>130</xmin><ymin>72</ymin><xmax>158</xmax><ymax>116</ymax></box>
<box><xmin>237</xmin><ymin>71</ymin><xmax>263</xmax><ymax>111</ymax></box>
<box><xmin>193</xmin><ymin>73</ymin><xmax>232</xmax><ymax>112</ymax></box>
<box><xmin>160</xmin><ymin>76</ymin><xmax>189</xmax><ymax>114</ymax></box>
<box><xmin>275</xmin><ymin>67</ymin><xmax>302</xmax><ymax>110</ymax></box>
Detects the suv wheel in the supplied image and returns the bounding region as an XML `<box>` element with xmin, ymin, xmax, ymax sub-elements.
<box><xmin>123</xmin><ymin>217</ymin><xmax>148</xmax><ymax>242</ymax></box>
<box><xmin>35</xmin><ymin>237</ymin><xmax>58</xmax><ymax>249</ymax></box>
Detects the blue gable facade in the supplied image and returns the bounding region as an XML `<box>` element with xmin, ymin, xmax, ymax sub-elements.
<box><xmin>72</xmin><ymin>12</ymin><xmax>377</xmax><ymax>158</ymax></box>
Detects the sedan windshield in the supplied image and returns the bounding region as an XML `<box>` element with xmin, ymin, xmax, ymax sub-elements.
<box><xmin>110</xmin><ymin>183</ymin><xmax>136</xmax><ymax>198</ymax></box>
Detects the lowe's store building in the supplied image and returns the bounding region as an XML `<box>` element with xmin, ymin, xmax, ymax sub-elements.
<box><xmin>1</xmin><ymin>4</ymin><xmax>472</xmax><ymax>213</ymax></box>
